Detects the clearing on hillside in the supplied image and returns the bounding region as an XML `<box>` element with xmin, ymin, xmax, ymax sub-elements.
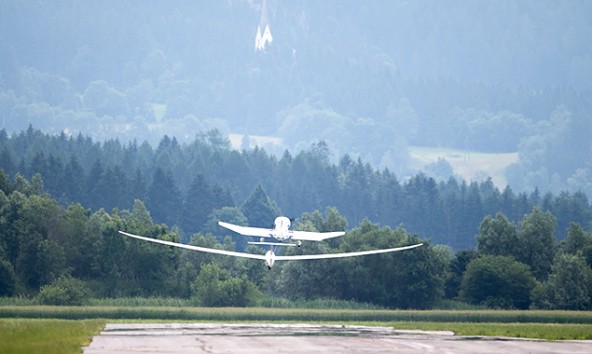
<box><xmin>409</xmin><ymin>146</ymin><xmax>518</xmax><ymax>187</ymax></box>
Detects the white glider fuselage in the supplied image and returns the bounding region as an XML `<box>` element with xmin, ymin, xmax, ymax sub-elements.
<box><xmin>263</xmin><ymin>217</ymin><xmax>288</xmax><ymax>267</ymax></box>
<box><xmin>217</xmin><ymin>216</ymin><xmax>342</xmax><ymax>268</ymax></box>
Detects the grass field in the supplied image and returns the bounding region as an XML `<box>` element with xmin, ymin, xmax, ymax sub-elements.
<box><xmin>3</xmin><ymin>306</ymin><xmax>592</xmax><ymax>324</ymax></box>
<box><xmin>1</xmin><ymin>306</ymin><xmax>591</xmax><ymax>353</ymax></box>
<box><xmin>388</xmin><ymin>321</ymin><xmax>592</xmax><ymax>340</ymax></box>
<box><xmin>0</xmin><ymin>318</ymin><xmax>104</xmax><ymax>354</ymax></box>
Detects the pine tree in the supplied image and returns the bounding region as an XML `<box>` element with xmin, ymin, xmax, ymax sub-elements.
<box><xmin>181</xmin><ymin>174</ymin><xmax>214</xmax><ymax>234</ymax></box>
<box><xmin>147</xmin><ymin>167</ymin><xmax>182</xmax><ymax>227</ymax></box>
<box><xmin>241</xmin><ymin>185</ymin><xmax>280</xmax><ymax>228</ymax></box>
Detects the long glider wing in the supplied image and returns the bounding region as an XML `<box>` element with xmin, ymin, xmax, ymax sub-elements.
<box><xmin>119</xmin><ymin>231</ymin><xmax>267</xmax><ymax>260</ymax></box>
<box><xmin>217</xmin><ymin>221</ymin><xmax>273</xmax><ymax>238</ymax></box>
<box><xmin>275</xmin><ymin>243</ymin><xmax>423</xmax><ymax>260</ymax></box>
<box><xmin>119</xmin><ymin>230</ymin><xmax>422</xmax><ymax>262</ymax></box>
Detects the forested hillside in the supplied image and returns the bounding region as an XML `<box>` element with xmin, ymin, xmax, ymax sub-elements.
<box><xmin>1</xmin><ymin>166</ymin><xmax>591</xmax><ymax>310</ymax></box>
<box><xmin>1</xmin><ymin>1</ymin><xmax>591</xmax><ymax>196</ymax></box>
<box><xmin>1</xmin><ymin>127</ymin><xmax>590</xmax><ymax>251</ymax></box>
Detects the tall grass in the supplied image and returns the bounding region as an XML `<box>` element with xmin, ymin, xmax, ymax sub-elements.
<box><xmin>257</xmin><ymin>297</ymin><xmax>385</xmax><ymax>310</ymax></box>
<box><xmin>88</xmin><ymin>297</ymin><xmax>196</xmax><ymax>307</ymax></box>
<box><xmin>0</xmin><ymin>297</ymin><xmax>38</xmax><ymax>306</ymax></box>
<box><xmin>0</xmin><ymin>295</ymin><xmax>383</xmax><ymax>310</ymax></box>
<box><xmin>2</xmin><ymin>306</ymin><xmax>592</xmax><ymax>324</ymax></box>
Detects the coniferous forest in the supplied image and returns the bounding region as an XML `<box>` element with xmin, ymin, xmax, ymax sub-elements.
<box><xmin>1</xmin><ymin>127</ymin><xmax>591</xmax><ymax>310</ymax></box>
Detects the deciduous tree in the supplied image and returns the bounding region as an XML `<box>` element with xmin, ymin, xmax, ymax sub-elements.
<box><xmin>476</xmin><ymin>212</ymin><xmax>519</xmax><ymax>258</ymax></box>
<box><xmin>460</xmin><ymin>255</ymin><xmax>536</xmax><ymax>309</ymax></box>
<box><xmin>517</xmin><ymin>207</ymin><xmax>556</xmax><ymax>281</ymax></box>
<box><xmin>531</xmin><ymin>253</ymin><xmax>592</xmax><ymax>310</ymax></box>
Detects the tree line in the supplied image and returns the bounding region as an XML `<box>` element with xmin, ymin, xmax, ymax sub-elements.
<box><xmin>0</xmin><ymin>171</ymin><xmax>441</xmax><ymax>308</ymax></box>
<box><xmin>1</xmin><ymin>171</ymin><xmax>591</xmax><ymax>310</ymax></box>
<box><xmin>1</xmin><ymin>127</ymin><xmax>591</xmax><ymax>250</ymax></box>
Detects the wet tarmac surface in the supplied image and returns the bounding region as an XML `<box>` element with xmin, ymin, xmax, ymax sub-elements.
<box><xmin>83</xmin><ymin>323</ymin><xmax>592</xmax><ymax>353</ymax></box>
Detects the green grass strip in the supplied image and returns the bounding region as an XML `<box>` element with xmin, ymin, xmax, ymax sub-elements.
<box><xmin>0</xmin><ymin>318</ymin><xmax>105</xmax><ymax>354</ymax></box>
<box><xmin>1</xmin><ymin>316</ymin><xmax>591</xmax><ymax>345</ymax></box>
<box><xmin>2</xmin><ymin>306</ymin><xmax>592</xmax><ymax>324</ymax></box>
<box><xmin>388</xmin><ymin>321</ymin><xmax>592</xmax><ymax>340</ymax></box>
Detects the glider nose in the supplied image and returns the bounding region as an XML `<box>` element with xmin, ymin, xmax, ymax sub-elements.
<box><xmin>265</xmin><ymin>250</ymin><xmax>275</xmax><ymax>269</ymax></box>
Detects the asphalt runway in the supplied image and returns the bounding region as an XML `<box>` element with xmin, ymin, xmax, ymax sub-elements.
<box><xmin>83</xmin><ymin>323</ymin><xmax>592</xmax><ymax>354</ymax></box>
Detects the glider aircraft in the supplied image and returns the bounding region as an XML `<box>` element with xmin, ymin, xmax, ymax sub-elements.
<box><xmin>119</xmin><ymin>216</ymin><xmax>423</xmax><ymax>269</ymax></box>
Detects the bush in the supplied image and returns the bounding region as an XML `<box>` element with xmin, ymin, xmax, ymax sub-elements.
<box><xmin>36</xmin><ymin>276</ymin><xmax>91</xmax><ymax>306</ymax></box>
<box><xmin>192</xmin><ymin>263</ymin><xmax>261</xmax><ymax>307</ymax></box>
<box><xmin>460</xmin><ymin>255</ymin><xmax>536</xmax><ymax>309</ymax></box>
